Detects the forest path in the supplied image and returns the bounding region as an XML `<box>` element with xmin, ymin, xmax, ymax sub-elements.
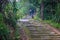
<box><xmin>17</xmin><ymin>18</ymin><xmax>60</xmax><ymax>40</ymax></box>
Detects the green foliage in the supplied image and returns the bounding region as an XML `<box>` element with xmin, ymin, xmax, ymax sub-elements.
<box><xmin>0</xmin><ymin>13</ymin><xmax>3</xmax><ymax>23</ymax></box>
<box><xmin>29</xmin><ymin>0</ymin><xmax>42</xmax><ymax>8</ymax></box>
<box><xmin>40</xmin><ymin>0</ymin><xmax>60</xmax><ymax>23</ymax></box>
<box><xmin>43</xmin><ymin>20</ymin><xmax>60</xmax><ymax>29</ymax></box>
<box><xmin>54</xmin><ymin>3</ymin><xmax>60</xmax><ymax>23</ymax></box>
<box><xmin>0</xmin><ymin>13</ymin><xmax>10</xmax><ymax>40</ymax></box>
<box><xmin>16</xmin><ymin>0</ymin><xmax>30</xmax><ymax>19</ymax></box>
<box><xmin>4</xmin><ymin>3</ymin><xmax>17</xmax><ymax>28</ymax></box>
<box><xmin>14</xmin><ymin>27</ymin><xmax>20</xmax><ymax>40</ymax></box>
<box><xmin>0</xmin><ymin>23</ymin><xmax>10</xmax><ymax>40</ymax></box>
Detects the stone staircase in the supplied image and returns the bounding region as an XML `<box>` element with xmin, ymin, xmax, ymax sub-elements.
<box><xmin>19</xmin><ymin>19</ymin><xmax>60</xmax><ymax>40</ymax></box>
<box><xmin>25</xmin><ymin>21</ymin><xmax>60</xmax><ymax>40</ymax></box>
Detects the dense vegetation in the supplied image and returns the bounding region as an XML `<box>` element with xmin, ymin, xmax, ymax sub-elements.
<box><xmin>0</xmin><ymin>0</ymin><xmax>20</xmax><ymax>40</ymax></box>
<box><xmin>29</xmin><ymin>0</ymin><xmax>60</xmax><ymax>28</ymax></box>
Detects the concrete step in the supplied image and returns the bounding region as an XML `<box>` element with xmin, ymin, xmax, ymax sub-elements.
<box><xmin>32</xmin><ymin>38</ymin><xmax>52</xmax><ymax>40</ymax></box>
<box><xmin>32</xmin><ymin>36</ymin><xmax>60</xmax><ymax>40</ymax></box>
<box><xmin>30</xmin><ymin>34</ymin><xmax>50</xmax><ymax>38</ymax></box>
<box><xmin>30</xmin><ymin>33</ymin><xmax>59</xmax><ymax>38</ymax></box>
<box><xmin>29</xmin><ymin>30</ymin><xmax>52</xmax><ymax>34</ymax></box>
<box><xmin>27</xmin><ymin>27</ymin><xmax>36</xmax><ymax>30</ymax></box>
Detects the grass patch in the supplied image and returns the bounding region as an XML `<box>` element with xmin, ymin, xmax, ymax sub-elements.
<box><xmin>42</xmin><ymin>20</ymin><xmax>60</xmax><ymax>29</ymax></box>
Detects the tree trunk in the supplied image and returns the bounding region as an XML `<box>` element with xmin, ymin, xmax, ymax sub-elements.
<box><xmin>40</xmin><ymin>2</ymin><xmax>44</xmax><ymax>20</ymax></box>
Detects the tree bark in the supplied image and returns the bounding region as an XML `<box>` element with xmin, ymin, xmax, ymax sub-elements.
<box><xmin>40</xmin><ymin>2</ymin><xmax>44</xmax><ymax>20</ymax></box>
